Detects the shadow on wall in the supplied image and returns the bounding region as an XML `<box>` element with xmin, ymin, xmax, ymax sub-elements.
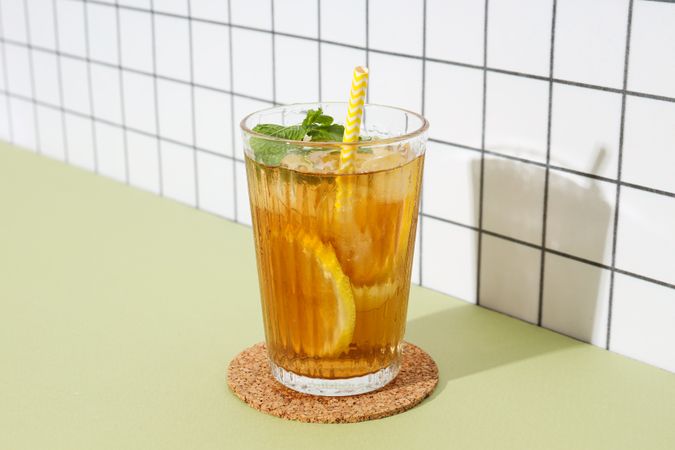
<box><xmin>471</xmin><ymin>149</ymin><xmax>613</xmax><ymax>345</ymax></box>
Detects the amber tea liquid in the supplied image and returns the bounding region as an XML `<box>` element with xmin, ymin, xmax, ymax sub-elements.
<box><xmin>246</xmin><ymin>152</ymin><xmax>423</xmax><ymax>381</ymax></box>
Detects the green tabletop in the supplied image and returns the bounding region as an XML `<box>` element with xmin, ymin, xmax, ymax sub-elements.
<box><xmin>1</xmin><ymin>143</ymin><xmax>674</xmax><ymax>450</ymax></box>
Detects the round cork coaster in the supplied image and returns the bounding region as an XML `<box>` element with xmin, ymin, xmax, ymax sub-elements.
<box><xmin>227</xmin><ymin>342</ymin><xmax>438</xmax><ymax>424</ymax></box>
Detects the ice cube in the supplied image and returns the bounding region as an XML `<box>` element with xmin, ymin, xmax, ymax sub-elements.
<box><xmin>357</xmin><ymin>146</ymin><xmax>407</xmax><ymax>173</ymax></box>
<box><xmin>280</xmin><ymin>153</ymin><xmax>312</xmax><ymax>172</ymax></box>
<box><xmin>305</xmin><ymin>150</ymin><xmax>340</xmax><ymax>173</ymax></box>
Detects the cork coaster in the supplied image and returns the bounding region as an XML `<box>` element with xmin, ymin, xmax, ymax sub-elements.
<box><xmin>227</xmin><ymin>342</ymin><xmax>438</xmax><ymax>423</ymax></box>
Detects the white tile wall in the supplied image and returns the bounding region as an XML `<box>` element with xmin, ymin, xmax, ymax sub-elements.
<box><xmin>1</xmin><ymin>0</ymin><xmax>674</xmax><ymax>373</ymax></box>
<box><xmin>550</xmin><ymin>83</ymin><xmax>621</xmax><ymax>179</ymax></box>
<box><xmin>122</xmin><ymin>71</ymin><xmax>156</xmax><ymax>135</ymax></box>
<box><xmin>127</xmin><ymin>130</ymin><xmax>160</xmax><ymax>194</ymax></box>
<box><xmin>480</xmin><ymin>234</ymin><xmax>540</xmax><ymax>324</ymax></box>
<box><xmin>421</xmin><ymin>217</ymin><xmax>478</xmax><ymax>303</ymax></box>
<box><xmin>485</xmin><ymin>72</ymin><xmax>549</xmax><ymax>162</ymax></box>
<box><xmin>627</xmin><ymin>0</ymin><xmax>675</xmax><ymax>99</ymax></box>
<box><xmin>36</xmin><ymin>105</ymin><xmax>65</xmax><ymax>161</ymax></box>
<box><xmin>59</xmin><ymin>57</ymin><xmax>90</xmax><ymax>115</ymax></box>
<box><xmin>542</xmin><ymin>253</ymin><xmax>611</xmax><ymax>347</ymax></box>
<box><xmin>273</xmin><ymin>0</ymin><xmax>317</xmax><ymax>38</ymax></box>
<box><xmin>154</xmin><ymin>15</ymin><xmax>190</xmax><ymax>82</ymax></box>
<box><xmin>94</xmin><ymin>121</ymin><xmax>126</xmax><ymax>182</ymax></box>
<box><xmin>64</xmin><ymin>113</ymin><xmax>95</xmax><ymax>171</ymax></box>
<box><xmin>424</xmin><ymin>62</ymin><xmax>483</xmax><ymax>147</ymax></box>
<box><xmin>275</xmin><ymin>36</ymin><xmax>319</xmax><ymax>104</ymax></box>
<box><xmin>190</xmin><ymin>0</ymin><xmax>228</xmax><ymax>23</ymax></box>
<box><xmin>369</xmin><ymin>0</ymin><xmax>424</xmax><ymax>57</ymax></box>
<box><xmin>231</xmin><ymin>28</ymin><xmax>273</xmax><ymax>100</ymax></box>
<box><xmin>32</xmin><ymin>50</ymin><xmax>61</xmax><ymax>106</ymax></box>
<box><xmin>487</xmin><ymin>0</ymin><xmax>553</xmax><ymax>77</ymax></box>
<box><xmin>546</xmin><ymin>171</ymin><xmax>615</xmax><ymax>265</ymax></box>
<box><xmin>194</xmin><ymin>88</ymin><xmax>232</xmax><ymax>156</ymax></box>
<box><xmin>616</xmin><ymin>187</ymin><xmax>675</xmax><ymax>287</ymax></box>
<box><xmin>319</xmin><ymin>0</ymin><xmax>366</xmax><ymax>47</ymax></box>
<box><xmin>90</xmin><ymin>65</ymin><xmax>122</xmax><ymax>124</ymax></box>
<box><xmin>320</xmin><ymin>44</ymin><xmax>367</xmax><ymax>101</ymax></box>
<box><xmin>160</xmin><ymin>140</ymin><xmax>196</xmax><ymax>206</ymax></box>
<box><xmin>5</xmin><ymin>44</ymin><xmax>32</xmax><ymax>98</ymax></box>
<box><xmin>119</xmin><ymin>9</ymin><xmax>153</xmax><ymax>73</ymax></box>
<box><xmin>197</xmin><ymin>151</ymin><xmax>235</xmax><ymax>219</ymax></box>
<box><xmin>622</xmin><ymin>96</ymin><xmax>675</xmax><ymax>194</ymax></box>
<box><xmin>26</xmin><ymin>0</ymin><xmax>57</xmax><ymax>51</ymax></box>
<box><xmin>1</xmin><ymin>0</ymin><xmax>28</xmax><ymax>43</ymax></box>
<box><xmin>611</xmin><ymin>274</ymin><xmax>675</xmax><ymax>373</ymax></box>
<box><xmin>554</xmin><ymin>0</ymin><xmax>629</xmax><ymax>88</ymax></box>
<box><xmin>482</xmin><ymin>156</ymin><xmax>545</xmax><ymax>245</ymax></box>
<box><xmin>8</xmin><ymin>97</ymin><xmax>36</xmax><ymax>150</ymax></box>
<box><xmin>368</xmin><ymin>52</ymin><xmax>422</xmax><ymax>113</ymax></box>
<box><xmin>426</xmin><ymin>0</ymin><xmax>484</xmax><ymax>66</ymax></box>
<box><xmin>422</xmin><ymin>141</ymin><xmax>480</xmax><ymax>226</ymax></box>
<box><xmin>86</xmin><ymin>3</ymin><xmax>119</xmax><ymax>66</ymax></box>
<box><xmin>55</xmin><ymin>0</ymin><xmax>87</xmax><ymax>57</ymax></box>
<box><xmin>230</xmin><ymin>0</ymin><xmax>272</xmax><ymax>30</ymax></box>
<box><xmin>192</xmin><ymin>22</ymin><xmax>231</xmax><ymax>91</ymax></box>
<box><xmin>157</xmin><ymin>79</ymin><xmax>193</xmax><ymax>145</ymax></box>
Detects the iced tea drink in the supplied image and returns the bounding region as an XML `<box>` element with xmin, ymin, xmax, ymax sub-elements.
<box><xmin>242</xmin><ymin>103</ymin><xmax>427</xmax><ymax>395</ymax></box>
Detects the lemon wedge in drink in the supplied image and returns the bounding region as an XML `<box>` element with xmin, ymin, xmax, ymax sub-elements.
<box><xmin>352</xmin><ymin>279</ymin><xmax>398</xmax><ymax>312</ymax></box>
<box><xmin>289</xmin><ymin>230</ymin><xmax>356</xmax><ymax>357</ymax></box>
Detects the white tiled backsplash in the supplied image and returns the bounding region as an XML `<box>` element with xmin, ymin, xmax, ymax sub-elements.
<box><xmin>0</xmin><ymin>0</ymin><xmax>673</xmax><ymax>372</ymax></box>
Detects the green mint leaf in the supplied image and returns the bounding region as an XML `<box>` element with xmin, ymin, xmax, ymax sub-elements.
<box><xmin>306</xmin><ymin>124</ymin><xmax>345</xmax><ymax>142</ymax></box>
<box><xmin>251</xmin><ymin>123</ymin><xmax>285</xmax><ymax>136</ymax></box>
<box><xmin>250</xmin><ymin>124</ymin><xmax>307</xmax><ymax>165</ymax></box>
<box><xmin>302</xmin><ymin>108</ymin><xmax>323</xmax><ymax>128</ymax></box>
<box><xmin>248</xmin><ymin>138</ymin><xmax>290</xmax><ymax>166</ymax></box>
<box><xmin>249</xmin><ymin>108</ymin><xmax>346</xmax><ymax>165</ymax></box>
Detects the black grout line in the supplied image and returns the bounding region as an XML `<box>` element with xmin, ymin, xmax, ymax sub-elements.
<box><xmin>149</xmin><ymin>0</ymin><xmax>164</xmax><ymax>195</ymax></box>
<box><xmin>475</xmin><ymin>0</ymin><xmax>489</xmax><ymax>306</ymax></box>
<box><xmin>114</xmin><ymin>1</ymin><xmax>130</xmax><ymax>184</ymax></box>
<box><xmin>614</xmin><ymin>268</ymin><xmax>675</xmax><ymax>291</ymax></box>
<box><xmin>22</xmin><ymin>0</ymin><xmax>41</xmax><ymax>154</ymax></box>
<box><xmin>227</xmin><ymin>0</ymin><xmax>238</xmax><ymax>223</ymax></box>
<box><xmin>82</xmin><ymin>0</ymin><xmax>99</xmax><ymax>173</ymax></box>
<box><xmin>316</xmin><ymin>0</ymin><xmax>322</xmax><ymax>102</ymax></box>
<box><xmin>51</xmin><ymin>0</ymin><xmax>69</xmax><ymax>163</ymax></box>
<box><xmin>607</xmin><ymin>0</ymin><xmax>635</xmax><ymax>350</ymax></box>
<box><xmin>620</xmin><ymin>181</ymin><xmax>675</xmax><ymax>199</ymax></box>
<box><xmin>2</xmin><ymin>88</ymin><xmax>244</xmax><ymax>162</ymax></box>
<box><xmin>422</xmin><ymin>212</ymin><xmax>675</xmax><ymax>292</ymax></box>
<box><xmin>2</xmin><ymin>81</ymin><xmax>673</xmax><ymax>296</ymax></box>
<box><xmin>537</xmin><ymin>0</ymin><xmax>557</xmax><ymax>327</ymax></box>
<box><xmin>8</xmin><ymin>35</ymin><xmax>675</xmax><ymax>107</ymax></box>
<box><xmin>5</xmin><ymin>1</ymin><xmax>674</xmax><ymax>305</ymax></box>
<box><xmin>65</xmin><ymin>0</ymin><xmax>675</xmax><ymax>106</ymax></box>
<box><xmin>4</xmin><ymin>31</ymin><xmax>675</xmax><ymax>201</ymax></box>
<box><xmin>187</xmin><ymin>0</ymin><xmax>200</xmax><ymax>208</ymax></box>
<box><xmin>0</xmin><ymin>1</ymin><xmax>14</xmax><ymax>144</ymax></box>
<box><xmin>428</xmin><ymin>136</ymin><xmax>675</xmax><ymax>199</ymax></box>
<box><xmin>418</xmin><ymin>0</ymin><xmax>427</xmax><ymax>286</ymax></box>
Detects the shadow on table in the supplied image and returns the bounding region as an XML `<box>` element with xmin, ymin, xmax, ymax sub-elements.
<box><xmin>405</xmin><ymin>304</ymin><xmax>581</xmax><ymax>399</ymax></box>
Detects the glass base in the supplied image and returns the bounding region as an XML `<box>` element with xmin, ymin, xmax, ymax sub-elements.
<box><xmin>269</xmin><ymin>359</ymin><xmax>401</xmax><ymax>397</ymax></box>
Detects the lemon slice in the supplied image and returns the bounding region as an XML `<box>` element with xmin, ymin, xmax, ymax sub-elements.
<box><xmin>353</xmin><ymin>279</ymin><xmax>399</xmax><ymax>312</ymax></box>
<box><xmin>289</xmin><ymin>231</ymin><xmax>356</xmax><ymax>357</ymax></box>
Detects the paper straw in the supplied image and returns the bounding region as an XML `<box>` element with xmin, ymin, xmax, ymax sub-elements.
<box><xmin>338</xmin><ymin>66</ymin><xmax>369</xmax><ymax>173</ymax></box>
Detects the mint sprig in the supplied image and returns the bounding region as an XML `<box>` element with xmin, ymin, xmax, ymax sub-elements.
<box><xmin>249</xmin><ymin>108</ymin><xmax>345</xmax><ymax>165</ymax></box>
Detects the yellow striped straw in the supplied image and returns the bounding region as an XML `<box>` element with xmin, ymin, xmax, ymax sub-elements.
<box><xmin>339</xmin><ymin>66</ymin><xmax>369</xmax><ymax>173</ymax></box>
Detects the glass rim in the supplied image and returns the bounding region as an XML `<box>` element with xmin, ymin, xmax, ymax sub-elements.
<box><xmin>240</xmin><ymin>102</ymin><xmax>429</xmax><ymax>148</ymax></box>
